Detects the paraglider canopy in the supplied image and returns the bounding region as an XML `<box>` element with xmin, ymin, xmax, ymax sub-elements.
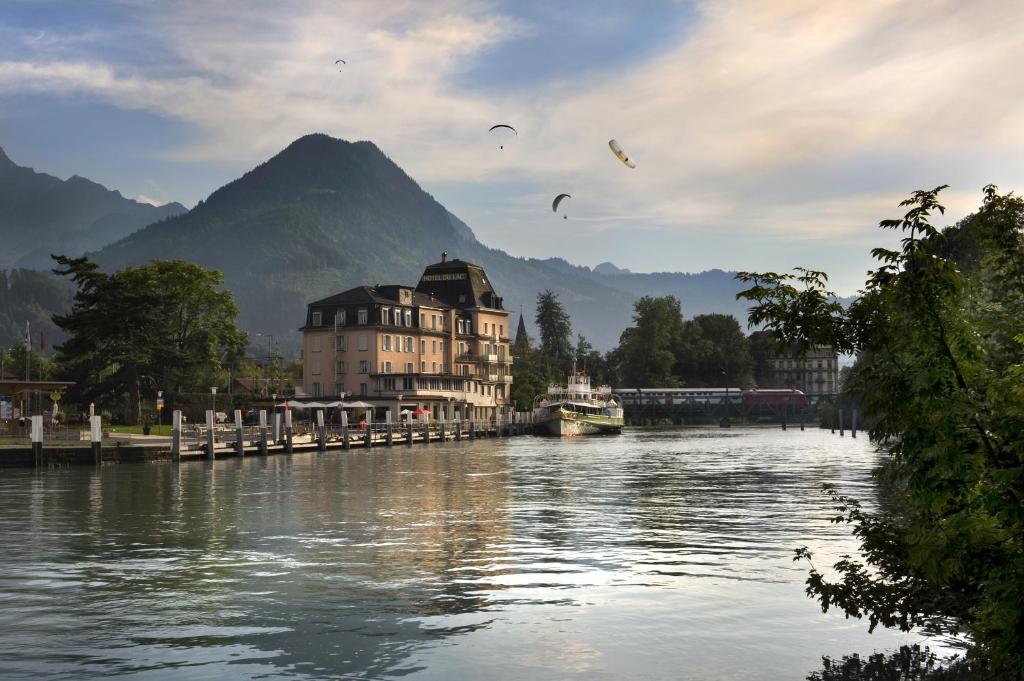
<box><xmin>334</xmin><ymin>59</ymin><xmax>346</xmax><ymax>70</ymax></box>
<box><xmin>489</xmin><ymin>123</ymin><xmax>517</xmax><ymax>150</ymax></box>
<box><xmin>552</xmin><ymin>193</ymin><xmax>571</xmax><ymax>219</ymax></box>
<box><xmin>608</xmin><ymin>139</ymin><xmax>636</xmax><ymax>168</ymax></box>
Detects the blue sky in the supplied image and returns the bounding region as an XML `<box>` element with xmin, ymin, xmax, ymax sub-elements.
<box><xmin>2</xmin><ymin>0</ymin><xmax>1023</xmax><ymax>294</ymax></box>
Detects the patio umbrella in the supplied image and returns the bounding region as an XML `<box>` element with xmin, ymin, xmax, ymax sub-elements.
<box><xmin>414</xmin><ymin>408</ymin><xmax>431</xmax><ymax>416</ymax></box>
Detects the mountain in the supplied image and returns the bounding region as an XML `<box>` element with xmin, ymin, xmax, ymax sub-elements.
<box><xmin>593</xmin><ymin>261</ymin><xmax>631</xmax><ymax>275</ymax></box>
<box><xmin>94</xmin><ymin>134</ymin><xmax>642</xmax><ymax>351</ymax></box>
<box><xmin>0</xmin><ymin>146</ymin><xmax>186</xmax><ymax>269</ymax></box>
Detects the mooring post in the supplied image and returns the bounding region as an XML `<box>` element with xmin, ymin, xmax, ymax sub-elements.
<box><xmin>258</xmin><ymin>410</ymin><xmax>268</xmax><ymax>455</ymax></box>
<box><xmin>31</xmin><ymin>414</ymin><xmax>43</xmax><ymax>468</ymax></box>
<box><xmin>455</xmin><ymin>416</ymin><xmax>462</xmax><ymax>441</ymax></box>
<box><xmin>839</xmin><ymin>408</ymin><xmax>845</xmax><ymax>437</ymax></box>
<box><xmin>439</xmin><ymin>409</ymin><xmax>446</xmax><ymax>442</ymax></box>
<box><xmin>364</xmin><ymin>411</ymin><xmax>373</xmax><ymax>448</ymax></box>
<box><xmin>205</xmin><ymin>410</ymin><xmax>216</xmax><ymax>460</ymax></box>
<box><xmin>385</xmin><ymin>410</ymin><xmax>393</xmax><ymax>447</ymax></box>
<box><xmin>851</xmin><ymin>408</ymin><xmax>857</xmax><ymax>438</ymax></box>
<box><xmin>235</xmin><ymin>409</ymin><xmax>245</xmax><ymax>457</ymax></box>
<box><xmin>316</xmin><ymin>409</ymin><xmax>326</xmax><ymax>451</ymax></box>
<box><xmin>284</xmin><ymin>409</ymin><xmax>293</xmax><ymax>453</ymax></box>
<box><xmin>782</xmin><ymin>406</ymin><xmax>787</xmax><ymax>431</ymax></box>
<box><xmin>831</xmin><ymin>407</ymin><xmax>836</xmax><ymax>434</ymax></box>
<box><xmin>422</xmin><ymin>411</ymin><xmax>430</xmax><ymax>445</ymax></box>
<box><xmin>341</xmin><ymin>410</ymin><xmax>350</xmax><ymax>449</ymax></box>
<box><xmin>90</xmin><ymin>414</ymin><xmax>102</xmax><ymax>465</ymax></box>
<box><xmin>406</xmin><ymin>415</ymin><xmax>413</xmax><ymax>445</ymax></box>
<box><xmin>469</xmin><ymin>413</ymin><xmax>476</xmax><ymax>440</ymax></box>
<box><xmin>171</xmin><ymin>409</ymin><xmax>182</xmax><ymax>461</ymax></box>
<box><xmin>799</xmin><ymin>408</ymin><xmax>805</xmax><ymax>431</ymax></box>
<box><xmin>273</xmin><ymin>412</ymin><xmax>282</xmax><ymax>445</ymax></box>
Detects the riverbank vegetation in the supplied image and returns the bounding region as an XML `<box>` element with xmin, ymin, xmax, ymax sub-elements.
<box><xmin>738</xmin><ymin>186</ymin><xmax>1024</xmax><ymax>678</ymax></box>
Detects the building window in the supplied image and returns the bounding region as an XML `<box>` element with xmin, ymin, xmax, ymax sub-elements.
<box><xmin>358</xmin><ymin>360</ymin><xmax>369</xmax><ymax>373</ymax></box>
<box><xmin>432</xmin><ymin>362</ymin><xmax>437</xmax><ymax>373</ymax></box>
<box><xmin>335</xmin><ymin>335</ymin><xmax>347</xmax><ymax>352</ymax></box>
<box><xmin>312</xmin><ymin>382</ymin><xmax>322</xmax><ymax>397</ymax></box>
<box><xmin>311</xmin><ymin>336</ymin><xmax>322</xmax><ymax>352</ymax></box>
<box><xmin>420</xmin><ymin>313</ymin><xmax>425</xmax><ymax>327</ymax></box>
<box><xmin>432</xmin><ymin>340</ymin><xmax>437</xmax><ymax>353</ymax></box>
<box><xmin>457</xmin><ymin>319</ymin><xmax>464</xmax><ymax>334</ymax></box>
<box><xmin>380</xmin><ymin>307</ymin><xmax>389</xmax><ymax>324</ymax></box>
<box><xmin>336</xmin><ymin>360</ymin><xmax>346</xmax><ymax>374</ymax></box>
<box><xmin>358</xmin><ymin>308</ymin><xmax>368</xmax><ymax>324</ymax></box>
<box><xmin>405</xmin><ymin>362</ymin><xmax>413</xmax><ymax>373</ymax></box>
<box><xmin>420</xmin><ymin>339</ymin><xmax>426</xmax><ymax>353</ymax></box>
<box><xmin>466</xmin><ymin>320</ymin><xmax>472</xmax><ymax>334</ymax></box>
<box><xmin>484</xmin><ymin>322</ymin><xmax>489</xmax><ymax>334</ymax></box>
<box><xmin>431</xmin><ymin>315</ymin><xmax>437</xmax><ymax>330</ymax></box>
<box><xmin>394</xmin><ymin>308</ymin><xmax>402</xmax><ymax>326</ymax></box>
<box><xmin>383</xmin><ymin>335</ymin><xmax>391</xmax><ymax>351</ymax></box>
<box><xmin>404</xmin><ymin>310</ymin><xmax>412</xmax><ymax>327</ymax></box>
<box><xmin>312</xmin><ymin>360</ymin><xmax>321</xmax><ymax>375</ymax></box>
<box><xmin>500</xmin><ymin>324</ymin><xmax>504</xmax><ymax>336</ymax></box>
<box><xmin>420</xmin><ymin>361</ymin><xmax>426</xmax><ymax>372</ymax></box>
<box><xmin>384</xmin><ymin>361</ymin><xmax>392</xmax><ymax>373</ymax></box>
<box><xmin>311</xmin><ymin>311</ymin><xmax>322</xmax><ymax>327</ymax></box>
<box><xmin>336</xmin><ymin>309</ymin><xmax>346</xmax><ymax>326</ymax></box>
<box><xmin>405</xmin><ymin>336</ymin><xmax>413</xmax><ymax>352</ymax></box>
<box><xmin>359</xmin><ymin>382</ymin><xmax>368</xmax><ymax>395</ymax></box>
<box><xmin>358</xmin><ymin>334</ymin><xmax>368</xmax><ymax>351</ymax></box>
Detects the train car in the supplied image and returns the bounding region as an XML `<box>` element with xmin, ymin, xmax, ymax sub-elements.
<box><xmin>741</xmin><ymin>388</ymin><xmax>808</xmax><ymax>408</ymax></box>
<box><xmin>617</xmin><ymin>388</ymin><xmax>744</xmax><ymax>407</ymax></box>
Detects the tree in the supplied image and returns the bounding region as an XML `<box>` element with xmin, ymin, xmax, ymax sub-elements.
<box><xmin>675</xmin><ymin>313</ymin><xmax>754</xmax><ymax>387</ymax></box>
<box><xmin>534</xmin><ymin>290</ymin><xmax>573</xmax><ymax>380</ymax></box>
<box><xmin>748</xmin><ymin>329</ymin><xmax>780</xmax><ymax>387</ymax></box>
<box><xmin>53</xmin><ymin>256</ymin><xmax>247</xmax><ymax>424</ymax></box>
<box><xmin>617</xmin><ymin>295</ymin><xmax>685</xmax><ymax>386</ymax></box>
<box><xmin>737</xmin><ymin>186</ymin><xmax>1024</xmax><ymax>676</ymax></box>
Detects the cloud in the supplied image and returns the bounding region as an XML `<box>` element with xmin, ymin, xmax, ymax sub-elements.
<box><xmin>134</xmin><ymin>194</ymin><xmax>162</xmax><ymax>206</ymax></box>
<box><xmin>1</xmin><ymin>0</ymin><xmax>1022</xmax><ymax>289</ymax></box>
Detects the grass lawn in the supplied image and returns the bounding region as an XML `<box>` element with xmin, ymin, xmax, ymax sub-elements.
<box><xmin>107</xmin><ymin>424</ymin><xmax>173</xmax><ymax>436</ymax></box>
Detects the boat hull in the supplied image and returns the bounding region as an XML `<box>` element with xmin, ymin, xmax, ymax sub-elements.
<box><xmin>534</xmin><ymin>410</ymin><xmax>623</xmax><ymax>437</ymax></box>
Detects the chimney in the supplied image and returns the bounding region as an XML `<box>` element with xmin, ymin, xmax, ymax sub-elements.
<box><xmin>441</xmin><ymin>251</ymin><xmax>448</xmax><ymax>263</ymax></box>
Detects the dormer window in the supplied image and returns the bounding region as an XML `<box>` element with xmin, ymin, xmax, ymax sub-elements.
<box><xmin>311</xmin><ymin>311</ymin><xmax>322</xmax><ymax>327</ymax></box>
<box><xmin>336</xmin><ymin>309</ymin><xmax>346</xmax><ymax>326</ymax></box>
<box><xmin>380</xmin><ymin>307</ymin><xmax>390</xmax><ymax>324</ymax></box>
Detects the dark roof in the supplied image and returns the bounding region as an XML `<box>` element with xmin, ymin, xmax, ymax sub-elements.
<box><xmin>416</xmin><ymin>256</ymin><xmax>503</xmax><ymax>309</ymax></box>
<box><xmin>309</xmin><ymin>285</ymin><xmax>449</xmax><ymax>309</ymax></box>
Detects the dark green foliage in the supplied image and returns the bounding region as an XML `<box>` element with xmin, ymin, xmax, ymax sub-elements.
<box><xmin>616</xmin><ymin>295</ymin><xmax>685</xmax><ymax>387</ymax></box>
<box><xmin>52</xmin><ymin>256</ymin><xmax>247</xmax><ymax>425</ymax></box>
<box><xmin>738</xmin><ymin>186</ymin><xmax>1024</xmax><ymax>676</ymax></box>
<box><xmin>806</xmin><ymin>646</ymin><xmax>981</xmax><ymax>681</ymax></box>
<box><xmin>748</xmin><ymin>329</ymin><xmax>780</xmax><ymax>387</ymax></box>
<box><xmin>0</xmin><ymin>268</ymin><xmax>74</xmax><ymax>349</ymax></box>
<box><xmin>676</xmin><ymin>313</ymin><xmax>755</xmax><ymax>388</ymax></box>
<box><xmin>0</xmin><ymin>342</ymin><xmax>53</xmax><ymax>381</ymax></box>
<box><xmin>534</xmin><ymin>290</ymin><xmax>574</xmax><ymax>379</ymax></box>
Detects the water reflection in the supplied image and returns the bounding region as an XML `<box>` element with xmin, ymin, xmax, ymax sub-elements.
<box><xmin>0</xmin><ymin>428</ymin><xmax>929</xmax><ymax>679</ymax></box>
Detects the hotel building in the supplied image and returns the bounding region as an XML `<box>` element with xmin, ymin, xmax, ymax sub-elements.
<box><xmin>300</xmin><ymin>254</ymin><xmax>513</xmax><ymax>420</ymax></box>
<box><xmin>767</xmin><ymin>345</ymin><xmax>840</xmax><ymax>396</ymax></box>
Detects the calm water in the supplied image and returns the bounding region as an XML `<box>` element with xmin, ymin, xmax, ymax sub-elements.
<box><xmin>0</xmin><ymin>427</ymin><xmax>932</xmax><ymax>680</ymax></box>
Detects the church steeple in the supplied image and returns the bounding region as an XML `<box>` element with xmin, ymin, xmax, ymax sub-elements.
<box><xmin>514</xmin><ymin>311</ymin><xmax>529</xmax><ymax>348</ymax></box>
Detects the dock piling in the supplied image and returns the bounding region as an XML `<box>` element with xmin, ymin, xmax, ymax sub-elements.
<box><xmin>258</xmin><ymin>410</ymin><xmax>268</xmax><ymax>455</ymax></box>
<box><xmin>851</xmin><ymin>409</ymin><xmax>857</xmax><ymax>438</ymax></box>
<box><xmin>839</xmin><ymin>409</ymin><xmax>845</xmax><ymax>437</ymax></box>
<box><xmin>316</xmin><ymin>409</ymin><xmax>326</xmax><ymax>451</ymax></box>
<box><xmin>364</xmin><ymin>411</ymin><xmax>372</xmax><ymax>448</ymax></box>
<box><xmin>171</xmin><ymin>410</ymin><xmax>182</xmax><ymax>461</ymax></box>
<box><xmin>341</xmin><ymin>410</ymin><xmax>350</xmax><ymax>450</ymax></box>
<box><xmin>422</xmin><ymin>412</ymin><xmax>430</xmax><ymax>445</ymax></box>
<box><xmin>90</xmin><ymin>415</ymin><xmax>102</xmax><ymax>465</ymax></box>
<box><xmin>284</xmin><ymin>409</ymin><xmax>293</xmax><ymax>454</ymax></box>
<box><xmin>406</xmin><ymin>417</ymin><xmax>413</xmax><ymax>445</ymax></box>
<box><xmin>31</xmin><ymin>415</ymin><xmax>43</xmax><ymax>468</ymax></box>
<box><xmin>385</xmin><ymin>411</ymin><xmax>393</xmax><ymax>447</ymax></box>
<box><xmin>235</xmin><ymin>409</ymin><xmax>245</xmax><ymax>457</ymax></box>
<box><xmin>205</xmin><ymin>410</ymin><xmax>215</xmax><ymax>460</ymax></box>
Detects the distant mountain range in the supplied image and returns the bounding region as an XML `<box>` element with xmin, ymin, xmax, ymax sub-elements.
<box><xmin>2</xmin><ymin>134</ymin><xmax>763</xmax><ymax>352</ymax></box>
<box><xmin>0</xmin><ymin>146</ymin><xmax>186</xmax><ymax>269</ymax></box>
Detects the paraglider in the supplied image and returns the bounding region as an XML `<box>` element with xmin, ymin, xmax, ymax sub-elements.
<box><xmin>552</xmin><ymin>193</ymin><xmax>571</xmax><ymax>219</ymax></box>
<box><xmin>335</xmin><ymin>59</ymin><xmax>346</xmax><ymax>70</ymax></box>
<box><xmin>608</xmin><ymin>139</ymin><xmax>636</xmax><ymax>168</ymax></box>
<box><xmin>489</xmin><ymin>124</ymin><xmax>517</xmax><ymax>150</ymax></box>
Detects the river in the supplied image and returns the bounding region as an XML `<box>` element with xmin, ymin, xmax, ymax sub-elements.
<box><xmin>0</xmin><ymin>427</ymin><xmax>932</xmax><ymax>680</ymax></box>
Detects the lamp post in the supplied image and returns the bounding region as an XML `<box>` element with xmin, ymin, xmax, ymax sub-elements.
<box><xmin>256</xmin><ymin>332</ymin><xmax>276</xmax><ymax>394</ymax></box>
<box><xmin>211</xmin><ymin>386</ymin><xmax>218</xmax><ymax>416</ymax></box>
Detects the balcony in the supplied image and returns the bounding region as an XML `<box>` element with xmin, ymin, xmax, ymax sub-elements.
<box><xmin>455</xmin><ymin>353</ymin><xmax>478</xmax><ymax>363</ymax></box>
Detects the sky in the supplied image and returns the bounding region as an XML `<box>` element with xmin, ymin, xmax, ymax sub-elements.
<box><xmin>2</xmin><ymin>0</ymin><xmax>1023</xmax><ymax>294</ymax></box>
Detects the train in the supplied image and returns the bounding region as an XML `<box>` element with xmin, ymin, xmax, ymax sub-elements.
<box><xmin>616</xmin><ymin>387</ymin><xmax>809</xmax><ymax>409</ymax></box>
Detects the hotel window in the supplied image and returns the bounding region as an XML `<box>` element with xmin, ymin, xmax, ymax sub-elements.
<box><xmin>431</xmin><ymin>315</ymin><xmax>437</xmax><ymax>329</ymax></box>
<box><xmin>384</xmin><ymin>361</ymin><xmax>392</xmax><ymax>373</ymax></box>
<box><xmin>420</xmin><ymin>339</ymin><xmax>426</xmax><ymax>353</ymax></box>
<box><xmin>404</xmin><ymin>336</ymin><xmax>413</xmax><ymax>352</ymax></box>
<box><xmin>337</xmin><ymin>309</ymin><xmax>346</xmax><ymax>326</ymax></box>
<box><xmin>432</xmin><ymin>340</ymin><xmax>437</xmax><ymax>353</ymax></box>
<box><xmin>358</xmin><ymin>308</ymin><xmax>368</xmax><ymax>324</ymax></box>
<box><xmin>311</xmin><ymin>311</ymin><xmax>322</xmax><ymax>327</ymax></box>
<box><xmin>484</xmin><ymin>322</ymin><xmax>489</xmax><ymax>334</ymax></box>
<box><xmin>457</xmin><ymin>319</ymin><xmax>464</xmax><ymax>334</ymax></box>
<box><xmin>420</xmin><ymin>313</ymin><xmax>425</xmax><ymax>327</ymax></box>
<box><xmin>432</xmin><ymin>362</ymin><xmax>437</xmax><ymax>373</ymax></box>
<box><xmin>405</xmin><ymin>310</ymin><xmax>412</xmax><ymax>327</ymax></box>
<box><xmin>311</xmin><ymin>336</ymin><xmax>322</xmax><ymax>352</ymax></box>
<box><xmin>466</xmin><ymin>320</ymin><xmax>472</xmax><ymax>334</ymax></box>
<box><xmin>420</xmin><ymin>361</ymin><xmax>426</xmax><ymax>372</ymax></box>
<box><xmin>405</xmin><ymin>362</ymin><xmax>413</xmax><ymax>373</ymax></box>
<box><xmin>500</xmin><ymin>324</ymin><xmax>504</xmax><ymax>336</ymax></box>
<box><xmin>335</xmin><ymin>335</ymin><xmax>347</xmax><ymax>352</ymax></box>
<box><xmin>312</xmin><ymin>360</ymin><xmax>321</xmax><ymax>375</ymax></box>
<box><xmin>380</xmin><ymin>307</ymin><xmax>389</xmax><ymax>324</ymax></box>
<box><xmin>382</xmin><ymin>335</ymin><xmax>391</xmax><ymax>351</ymax></box>
<box><xmin>312</xmin><ymin>382</ymin><xmax>322</xmax><ymax>397</ymax></box>
<box><xmin>394</xmin><ymin>308</ymin><xmax>402</xmax><ymax>326</ymax></box>
<box><xmin>336</xmin><ymin>360</ymin><xmax>346</xmax><ymax>374</ymax></box>
<box><xmin>402</xmin><ymin>377</ymin><xmax>414</xmax><ymax>390</ymax></box>
<box><xmin>359</xmin><ymin>382</ymin><xmax>368</xmax><ymax>395</ymax></box>
<box><xmin>358</xmin><ymin>360</ymin><xmax>369</xmax><ymax>373</ymax></box>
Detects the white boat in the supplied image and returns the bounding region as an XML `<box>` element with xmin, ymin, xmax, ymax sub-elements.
<box><xmin>533</xmin><ymin>373</ymin><xmax>624</xmax><ymax>436</ymax></box>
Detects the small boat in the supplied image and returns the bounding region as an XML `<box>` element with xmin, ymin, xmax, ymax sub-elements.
<box><xmin>533</xmin><ymin>372</ymin><xmax>624</xmax><ymax>436</ymax></box>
